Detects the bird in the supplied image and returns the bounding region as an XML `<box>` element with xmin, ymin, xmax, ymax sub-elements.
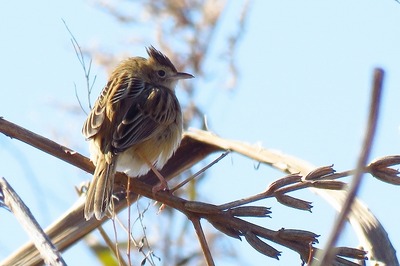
<box><xmin>82</xmin><ymin>46</ymin><xmax>194</xmax><ymax>220</ymax></box>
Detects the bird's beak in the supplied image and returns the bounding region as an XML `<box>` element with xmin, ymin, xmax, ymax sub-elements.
<box><xmin>171</xmin><ymin>72</ymin><xmax>194</xmax><ymax>80</ymax></box>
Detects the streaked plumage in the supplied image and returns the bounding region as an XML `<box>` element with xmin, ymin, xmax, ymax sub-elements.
<box><xmin>83</xmin><ymin>46</ymin><xmax>193</xmax><ymax>220</ymax></box>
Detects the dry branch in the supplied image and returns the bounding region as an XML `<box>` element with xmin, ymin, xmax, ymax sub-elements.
<box><xmin>0</xmin><ymin>118</ymin><xmax>398</xmax><ymax>265</ymax></box>
<box><xmin>313</xmin><ymin>67</ymin><xmax>384</xmax><ymax>265</ymax></box>
<box><xmin>0</xmin><ymin>178</ymin><xmax>66</xmax><ymax>266</ymax></box>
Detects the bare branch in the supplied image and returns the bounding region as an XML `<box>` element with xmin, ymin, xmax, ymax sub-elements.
<box><xmin>0</xmin><ymin>117</ymin><xmax>397</xmax><ymax>265</ymax></box>
<box><xmin>62</xmin><ymin>19</ymin><xmax>97</xmax><ymax>112</ymax></box>
<box><xmin>0</xmin><ymin>177</ymin><xmax>66</xmax><ymax>266</ymax></box>
<box><xmin>313</xmin><ymin>68</ymin><xmax>385</xmax><ymax>266</ymax></box>
<box><xmin>190</xmin><ymin>217</ymin><xmax>215</xmax><ymax>266</ymax></box>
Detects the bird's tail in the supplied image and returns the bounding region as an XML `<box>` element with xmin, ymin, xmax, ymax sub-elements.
<box><xmin>84</xmin><ymin>155</ymin><xmax>117</xmax><ymax>220</ymax></box>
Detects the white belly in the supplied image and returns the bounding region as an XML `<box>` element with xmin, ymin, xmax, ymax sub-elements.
<box><xmin>89</xmin><ymin>123</ymin><xmax>182</xmax><ymax>178</ymax></box>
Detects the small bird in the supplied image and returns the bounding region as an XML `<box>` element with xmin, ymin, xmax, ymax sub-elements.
<box><xmin>82</xmin><ymin>46</ymin><xmax>193</xmax><ymax>220</ymax></box>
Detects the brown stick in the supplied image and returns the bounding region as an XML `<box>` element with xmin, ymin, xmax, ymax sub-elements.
<box><xmin>0</xmin><ymin>117</ymin><xmax>398</xmax><ymax>265</ymax></box>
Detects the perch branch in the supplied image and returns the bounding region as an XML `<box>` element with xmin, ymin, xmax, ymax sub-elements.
<box><xmin>0</xmin><ymin>115</ymin><xmax>397</xmax><ymax>265</ymax></box>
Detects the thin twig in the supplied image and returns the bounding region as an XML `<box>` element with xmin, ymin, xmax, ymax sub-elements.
<box><xmin>97</xmin><ymin>226</ymin><xmax>128</xmax><ymax>266</ymax></box>
<box><xmin>217</xmin><ymin>168</ymin><xmax>350</xmax><ymax>210</ymax></box>
<box><xmin>189</xmin><ymin>216</ymin><xmax>215</xmax><ymax>266</ymax></box>
<box><xmin>135</xmin><ymin>201</ymin><xmax>156</xmax><ymax>266</ymax></box>
<box><xmin>113</xmin><ymin>210</ymin><xmax>155</xmax><ymax>265</ymax></box>
<box><xmin>126</xmin><ymin>175</ymin><xmax>132</xmax><ymax>266</ymax></box>
<box><xmin>74</xmin><ymin>83</ymin><xmax>87</xmax><ymax>116</ymax></box>
<box><xmin>62</xmin><ymin>19</ymin><xmax>96</xmax><ymax>112</ymax></box>
<box><xmin>313</xmin><ymin>68</ymin><xmax>385</xmax><ymax>265</ymax></box>
<box><xmin>170</xmin><ymin>150</ymin><xmax>230</xmax><ymax>193</ymax></box>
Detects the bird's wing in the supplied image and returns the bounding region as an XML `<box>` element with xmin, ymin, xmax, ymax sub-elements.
<box><xmin>112</xmin><ymin>86</ymin><xmax>180</xmax><ymax>152</ymax></box>
<box><xmin>81</xmin><ymin>75</ymin><xmax>145</xmax><ymax>139</ymax></box>
<box><xmin>110</xmin><ymin>76</ymin><xmax>146</xmax><ymax>104</ymax></box>
<box><xmin>81</xmin><ymin>80</ymin><xmax>112</xmax><ymax>139</ymax></box>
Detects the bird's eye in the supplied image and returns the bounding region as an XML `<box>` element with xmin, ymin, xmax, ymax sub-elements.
<box><xmin>157</xmin><ymin>70</ymin><xmax>166</xmax><ymax>77</ymax></box>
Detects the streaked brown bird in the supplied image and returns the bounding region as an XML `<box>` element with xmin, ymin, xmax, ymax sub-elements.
<box><xmin>82</xmin><ymin>46</ymin><xmax>193</xmax><ymax>220</ymax></box>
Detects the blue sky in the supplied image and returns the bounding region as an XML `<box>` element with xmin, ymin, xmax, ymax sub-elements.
<box><xmin>1</xmin><ymin>1</ymin><xmax>400</xmax><ymax>265</ymax></box>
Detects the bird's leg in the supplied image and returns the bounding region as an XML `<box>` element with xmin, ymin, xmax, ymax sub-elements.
<box><xmin>139</xmin><ymin>153</ymin><xmax>169</xmax><ymax>193</ymax></box>
<box><xmin>149</xmin><ymin>164</ymin><xmax>169</xmax><ymax>193</ymax></box>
